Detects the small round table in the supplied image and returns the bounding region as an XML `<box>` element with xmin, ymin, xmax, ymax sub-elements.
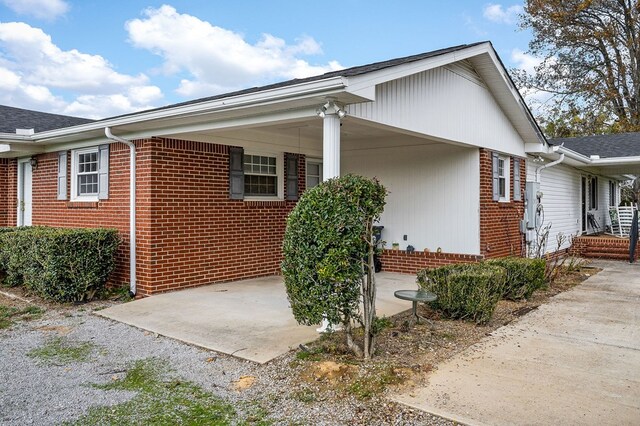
<box><xmin>394</xmin><ymin>289</ymin><xmax>437</xmax><ymax>323</ymax></box>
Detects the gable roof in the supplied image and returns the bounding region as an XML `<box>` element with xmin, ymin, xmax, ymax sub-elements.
<box><xmin>0</xmin><ymin>104</ymin><xmax>93</xmax><ymax>133</ymax></box>
<box><xmin>550</xmin><ymin>133</ymin><xmax>640</xmax><ymax>158</ymax></box>
<box><xmin>107</xmin><ymin>42</ymin><xmax>487</xmax><ymax>121</ymax></box>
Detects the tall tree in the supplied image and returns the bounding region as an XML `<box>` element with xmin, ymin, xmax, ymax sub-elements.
<box><xmin>515</xmin><ymin>0</ymin><xmax>640</xmax><ymax>136</ymax></box>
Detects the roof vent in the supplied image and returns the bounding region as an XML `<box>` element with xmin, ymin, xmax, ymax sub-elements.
<box><xmin>16</xmin><ymin>128</ymin><xmax>34</xmax><ymax>136</ymax></box>
<box><xmin>590</xmin><ymin>155</ymin><xmax>600</xmax><ymax>160</ymax></box>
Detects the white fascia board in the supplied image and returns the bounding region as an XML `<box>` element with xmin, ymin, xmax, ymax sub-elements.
<box><xmin>524</xmin><ymin>142</ymin><xmax>549</xmax><ymax>154</ymax></box>
<box><xmin>591</xmin><ymin>156</ymin><xmax>640</xmax><ymax>166</ymax></box>
<box><xmin>344</xmin><ymin>43</ymin><xmax>492</xmax><ymax>93</ymax></box>
<box><xmin>38</xmin><ymin>106</ymin><xmax>320</xmax><ymax>145</ymax></box>
<box><xmin>30</xmin><ymin>76</ymin><xmax>347</xmax><ymax>143</ymax></box>
<box><xmin>0</xmin><ymin>133</ymin><xmax>32</xmax><ymax>142</ymax></box>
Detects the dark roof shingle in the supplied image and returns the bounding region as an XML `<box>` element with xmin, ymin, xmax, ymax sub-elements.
<box><xmin>104</xmin><ymin>42</ymin><xmax>486</xmax><ymax>121</ymax></box>
<box><xmin>549</xmin><ymin>133</ymin><xmax>640</xmax><ymax>158</ymax></box>
<box><xmin>0</xmin><ymin>105</ymin><xmax>93</xmax><ymax>133</ymax></box>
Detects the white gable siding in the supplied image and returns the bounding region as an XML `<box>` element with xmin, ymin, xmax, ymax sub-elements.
<box><xmin>348</xmin><ymin>63</ymin><xmax>526</xmax><ymax>157</ymax></box>
<box><xmin>342</xmin><ymin>141</ymin><xmax>480</xmax><ymax>254</ymax></box>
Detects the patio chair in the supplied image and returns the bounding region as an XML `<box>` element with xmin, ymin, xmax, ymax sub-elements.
<box><xmin>618</xmin><ymin>206</ymin><xmax>636</xmax><ymax>237</ymax></box>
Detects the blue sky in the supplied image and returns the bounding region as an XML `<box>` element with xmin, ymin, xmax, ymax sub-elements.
<box><xmin>0</xmin><ymin>1</ymin><xmax>537</xmax><ymax>119</ymax></box>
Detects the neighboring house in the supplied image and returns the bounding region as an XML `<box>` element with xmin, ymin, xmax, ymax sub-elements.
<box><xmin>0</xmin><ymin>41</ymin><xmax>586</xmax><ymax>297</ymax></box>
<box><xmin>526</xmin><ymin>133</ymin><xmax>640</xmax><ymax>255</ymax></box>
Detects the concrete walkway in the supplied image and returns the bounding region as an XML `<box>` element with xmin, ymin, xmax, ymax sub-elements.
<box><xmin>97</xmin><ymin>272</ymin><xmax>415</xmax><ymax>364</ymax></box>
<box><xmin>392</xmin><ymin>260</ymin><xmax>640</xmax><ymax>425</ymax></box>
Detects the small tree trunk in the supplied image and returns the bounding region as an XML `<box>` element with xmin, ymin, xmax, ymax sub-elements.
<box><xmin>361</xmin><ymin>218</ymin><xmax>377</xmax><ymax>359</ymax></box>
<box><xmin>344</xmin><ymin>319</ymin><xmax>363</xmax><ymax>358</ymax></box>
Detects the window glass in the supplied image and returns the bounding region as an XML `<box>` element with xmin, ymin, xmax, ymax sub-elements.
<box><xmin>244</xmin><ymin>154</ymin><xmax>277</xmax><ymax>196</ymax></box>
<box><xmin>306</xmin><ymin>161</ymin><xmax>322</xmax><ymax>189</ymax></box>
<box><xmin>76</xmin><ymin>150</ymin><xmax>99</xmax><ymax>196</ymax></box>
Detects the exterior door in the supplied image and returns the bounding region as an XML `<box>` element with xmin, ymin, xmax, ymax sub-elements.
<box><xmin>18</xmin><ymin>160</ymin><xmax>33</xmax><ymax>226</ymax></box>
<box><xmin>580</xmin><ymin>176</ymin><xmax>586</xmax><ymax>234</ymax></box>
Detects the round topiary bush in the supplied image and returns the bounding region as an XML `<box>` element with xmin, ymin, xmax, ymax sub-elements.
<box><xmin>282</xmin><ymin>174</ymin><xmax>386</xmax><ymax>358</ymax></box>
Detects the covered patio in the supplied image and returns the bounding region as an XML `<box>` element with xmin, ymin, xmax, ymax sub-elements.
<box><xmin>97</xmin><ymin>272</ymin><xmax>419</xmax><ymax>364</ymax></box>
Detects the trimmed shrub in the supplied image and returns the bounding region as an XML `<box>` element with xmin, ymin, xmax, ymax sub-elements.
<box><xmin>487</xmin><ymin>257</ymin><xmax>546</xmax><ymax>300</ymax></box>
<box><xmin>417</xmin><ymin>263</ymin><xmax>505</xmax><ymax>324</ymax></box>
<box><xmin>0</xmin><ymin>227</ymin><xmax>120</xmax><ymax>302</ymax></box>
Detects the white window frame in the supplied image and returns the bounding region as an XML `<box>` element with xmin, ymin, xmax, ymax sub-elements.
<box><xmin>305</xmin><ymin>158</ymin><xmax>323</xmax><ymax>189</ymax></box>
<box><xmin>498</xmin><ymin>155</ymin><xmax>510</xmax><ymax>202</ymax></box>
<box><xmin>71</xmin><ymin>147</ymin><xmax>100</xmax><ymax>202</ymax></box>
<box><xmin>243</xmin><ymin>151</ymin><xmax>284</xmax><ymax>201</ymax></box>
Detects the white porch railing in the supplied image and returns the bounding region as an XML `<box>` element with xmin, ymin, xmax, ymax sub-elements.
<box><xmin>608</xmin><ymin>205</ymin><xmax>639</xmax><ymax>237</ymax></box>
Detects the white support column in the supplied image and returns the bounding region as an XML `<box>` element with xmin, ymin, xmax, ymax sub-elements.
<box><xmin>323</xmin><ymin>113</ymin><xmax>341</xmax><ymax>180</ymax></box>
<box><xmin>316</xmin><ymin>100</ymin><xmax>346</xmax><ymax>333</ymax></box>
<box><xmin>318</xmin><ymin>100</ymin><xmax>346</xmax><ymax>181</ymax></box>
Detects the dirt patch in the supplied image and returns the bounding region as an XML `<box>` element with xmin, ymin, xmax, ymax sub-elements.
<box><xmin>232</xmin><ymin>375</ymin><xmax>257</xmax><ymax>391</ymax></box>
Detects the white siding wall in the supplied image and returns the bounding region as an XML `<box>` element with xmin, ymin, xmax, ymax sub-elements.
<box><xmin>342</xmin><ymin>141</ymin><xmax>480</xmax><ymax>254</ymax></box>
<box><xmin>526</xmin><ymin>161</ymin><xmax>615</xmax><ymax>253</ymax></box>
<box><xmin>348</xmin><ymin>63</ymin><xmax>526</xmax><ymax>157</ymax></box>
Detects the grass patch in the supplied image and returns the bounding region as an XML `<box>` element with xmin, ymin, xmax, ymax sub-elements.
<box><xmin>291</xmin><ymin>387</ymin><xmax>317</xmax><ymax>403</ymax></box>
<box><xmin>347</xmin><ymin>364</ymin><xmax>404</xmax><ymax>400</ymax></box>
<box><xmin>70</xmin><ymin>358</ymin><xmax>270</xmax><ymax>426</ymax></box>
<box><xmin>0</xmin><ymin>304</ymin><xmax>44</xmax><ymax>329</ymax></box>
<box><xmin>28</xmin><ymin>337</ymin><xmax>94</xmax><ymax>364</ymax></box>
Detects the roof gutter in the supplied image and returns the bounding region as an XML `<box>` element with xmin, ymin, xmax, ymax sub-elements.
<box><xmin>32</xmin><ymin>77</ymin><xmax>347</xmax><ymax>143</ymax></box>
<box><xmin>104</xmin><ymin>127</ymin><xmax>137</xmax><ymax>297</ymax></box>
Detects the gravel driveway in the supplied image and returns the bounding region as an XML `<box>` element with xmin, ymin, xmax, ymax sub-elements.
<box><xmin>0</xmin><ymin>296</ymin><xmax>448</xmax><ymax>425</ymax></box>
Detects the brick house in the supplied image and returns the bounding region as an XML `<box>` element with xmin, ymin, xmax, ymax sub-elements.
<box><xmin>0</xmin><ymin>42</ymin><xmax>565</xmax><ymax>297</ymax></box>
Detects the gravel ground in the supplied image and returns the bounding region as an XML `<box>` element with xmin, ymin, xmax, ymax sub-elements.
<box><xmin>0</xmin><ymin>295</ymin><xmax>451</xmax><ymax>425</ymax></box>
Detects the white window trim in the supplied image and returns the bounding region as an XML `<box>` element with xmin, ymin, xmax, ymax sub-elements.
<box><xmin>243</xmin><ymin>151</ymin><xmax>284</xmax><ymax>201</ymax></box>
<box><xmin>498</xmin><ymin>155</ymin><xmax>510</xmax><ymax>202</ymax></box>
<box><xmin>305</xmin><ymin>158</ymin><xmax>323</xmax><ymax>189</ymax></box>
<box><xmin>70</xmin><ymin>147</ymin><xmax>99</xmax><ymax>202</ymax></box>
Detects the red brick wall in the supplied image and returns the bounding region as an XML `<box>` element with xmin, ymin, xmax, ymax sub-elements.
<box><xmin>142</xmin><ymin>138</ymin><xmax>305</xmax><ymax>295</ymax></box>
<box><xmin>0</xmin><ymin>138</ymin><xmax>306</xmax><ymax>296</ymax></box>
<box><xmin>380</xmin><ymin>249</ymin><xmax>482</xmax><ymax>274</ymax></box>
<box><xmin>19</xmin><ymin>142</ymin><xmax>153</xmax><ymax>286</ymax></box>
<box><xmin>0</xmin><ymin>159</ymin><xmax>8</xmax><ymax>227</ymax></box>
<box><xmin>479</xmin><ymin>148</ymin><xmax>526</xmax><ymax>259</ymax></box>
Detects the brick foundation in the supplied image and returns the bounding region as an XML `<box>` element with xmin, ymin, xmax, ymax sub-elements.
<box><xmin>479</xmin><ymin>148</ymin><xmax>526</xmax><ymax>259</ymax></box>
<box><xmin>570</xmin><ymin>235</ymin><xmax>638</xmax><ymax>261</ymax></box>
<box><xmin>380</xmin><ymin>249</ymin><xmax>483</xmax><ymax>274</ymax></box>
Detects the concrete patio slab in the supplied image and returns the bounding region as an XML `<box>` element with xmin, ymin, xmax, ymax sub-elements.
<box><xmin>97</xmin><ymin>272</ymin><xmax>416</xmax><ymax>364</ymax></box>
<box><xmin>391</xmin><ymin>260</ymin><xmax>640</xmax><ymax>425</ymax></box>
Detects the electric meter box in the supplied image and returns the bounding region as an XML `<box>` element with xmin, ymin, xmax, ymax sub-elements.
<box><xmin>525</xmin><ymin>181</ymin><xmax>541</xmax><ymax>229</ymax></box>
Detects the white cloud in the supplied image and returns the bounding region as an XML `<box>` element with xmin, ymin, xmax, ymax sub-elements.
<box><xmin>1</xmin><ymin>0</ymin><xmax>69</xmax><ymax>21</ymax></box>
<box><xmin>0</xmin><ymin>22</ymin><xmax>163</xmax><ymax>118</ymax></box>
<box><xmin>483</xmin><ymin>3</ymin><xmax>523</xmax><ymax>25</ymax></box>
<box><xmin>511</xmin><ymin>48</ymin><xmax>542</xmax><ymax>74</ymax></box>
<box><xmin>126</xmin><ymin>5</ymin><xmax>343</xmax><ymax>97</ymax></box>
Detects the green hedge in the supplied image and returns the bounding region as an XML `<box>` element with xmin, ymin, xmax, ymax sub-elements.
<box><xmin>0</xmin><ymin>227</ymin><xmax>120</xmax><ymax>302</ymax></box>
<box><xmin>417</xmin><ymin>263</ymin><xmax>505</xmax><ymax>324</ymax></box>
<box><xmin>486</xmin><ymin>257</ymin><xmax>546</xmax><ymax>300</ymax></box>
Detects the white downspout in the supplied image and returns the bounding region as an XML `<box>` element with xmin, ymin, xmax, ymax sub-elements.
<box><xmin>536</xmin><ymin>153</ymin><xmax>565</xmax><ymax>183</ymax></box>
<box><xmin>104</xmin><ymin>127</ymin><xmax>137</xmax><ymax>296</ymax></box>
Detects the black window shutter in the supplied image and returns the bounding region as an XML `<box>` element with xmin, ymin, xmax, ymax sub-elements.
<box><xmin>492</xmin><ymin>152</ymin><xmax>499</xmax><ymax>201</ymax></box>
<box><xmin>513</xmin><ymin>158</ymin><xmax>521</xmax><ymax>201</ymax></box>
<box><xmin>229</xmin><ymin>147</ymin><xmax>244</xmax><ymax>200</ymax></box>
<box><xmin>286</xmin><ymin>154</ymin><xmax>299</xmax><ymax>200</ymax></box>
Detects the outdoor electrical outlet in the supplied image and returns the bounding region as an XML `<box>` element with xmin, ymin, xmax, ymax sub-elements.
<box><xmin>403</xmin><ymin>235</ymin><xmax>407</xmax><ymax>241</ymax></box>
